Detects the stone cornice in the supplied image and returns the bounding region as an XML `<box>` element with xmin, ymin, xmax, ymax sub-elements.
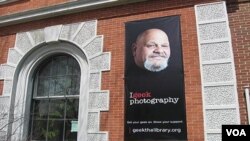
<box><xmin>0</xmin><ymin>0</ymin><xmax>19</xmax><ymax>5</ymax></box>
<box><xmin>0</xmin><ymin>0</ymin><xmax>147</xmax><ymax>27</ymax></box>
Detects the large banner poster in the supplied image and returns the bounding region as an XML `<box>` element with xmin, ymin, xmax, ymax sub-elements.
<box><xmin>125</xmin><ymin>16</ymin><xmax>187</xmax><ymax>141</ymax></box>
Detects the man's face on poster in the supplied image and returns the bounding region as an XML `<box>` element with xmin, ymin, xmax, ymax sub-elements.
<box><xmin>133</xmin><ymin>29</ymin><xmax>171</xmax><ymax>72</ymax></box>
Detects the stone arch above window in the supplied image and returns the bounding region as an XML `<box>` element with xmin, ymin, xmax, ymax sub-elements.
<box><xmin>0</xmin><ymin>20</ymin><xmax>110</xmax><ymax>141</ymax></box>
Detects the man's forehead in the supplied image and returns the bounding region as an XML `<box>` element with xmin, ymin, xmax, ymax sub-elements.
<box><xmin>143</xmin><ymin>33</ymin><xmax>169</xmax><ymax>43</ymax></box>
<box><xmin>146</xmin><ymin>39</ymin><xmax>168</xmax><ymax>43</ymax></box>
<box><xmin>135</xmin><ymin>29</ymin><xmax>169</xmax><ymax>45</ymax></box>
<box><xmin>143</xmin><ymin>30</ymin><xmax>168</xmax><ymax>39</ymax></box>
<box><xmin>145</xmin><ymin>29</ymin><xmax>166</xmax><ymax>35</ymax></box>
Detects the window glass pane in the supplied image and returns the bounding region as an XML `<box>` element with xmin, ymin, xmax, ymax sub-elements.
<box><xmin>51</xmin><ymin>77</ymin><xmax>64</xmax><ymax>96</ymax></box>
<box><xmin>49</xmin><ymin>100</ymin><xmax>65</xmax><ymax>119</ymax></box>
<box><xmin>67</xmin><ymin>58</ymin><xmax>74</xmax><ymax>75</ymax></box>
<box><xmin>47</xmin><ymin>120</ymin><xmax>64</xmax><ymax>141</ymax></box>
<box><xmin>66</xmin><ymin>76</ymin><xmax>80</xmax><ymax>95</ymax></box>
<box><xmin>37</xmin><ymin>78</ymin><xmax>49</xmax><ymax>97</ymax></box>
<box><xmin>54</xmin><ymin>77</ymin><xmax>65</xmax><ymax>96</ymax></box>
<box><xmin>32</xmin><ymin>100</ymin><xmax>49</xmax><ymax>119</ymax></box>
<box><xmin>51</xmin><ymin>60</ymin><xmax>57</xmax><ymax>77</ymax></box>
<box><xmin>51</xmin><ymin>56</ymin><xmax>68</xmax><ymax>76</ymax></box>
<box><xmin>31</xmin><ymin>120</ymin><xmax>47</xmax><ymax>140</ymax></box>
<box><xmin>64</xmin><ymin>120</ymin><xmax>77</xmax><ymax>141</ymax></box>
<box><xmin>62</xmin><ymin>76</ymin><xmax>72</xmax><ymax>96</ymax></box>
<box><xmin>66</xmin><ymin>99</ymin><xmax>79</xmax><ymax>119</ymax></box>
<box><xmin>73</xmin><ymin>61</ymin><xmax>80</xmax><ymax>75</ymax></box>
<box><xmin>58</xmin><ymin>56</ymin><xmax>68</xmax><ymax>76</ymax></box>
<box><xmin>68</xmin><ymin>57</ymin><xmax>80</xmax><ymax>75</ymax></box>
<box><xmin>49</xmin><ymin>76</ymin><xmax>73</xmax><ymax>96</ymax></box>
<box><xmin>49</xmin><ymin>78</ymin><xmax>56</xmax><ymax>96</ymax></box>
<box><xmin>39</xmin><ymin>61</ymin><xmax>52</xmax><ymax>77</ymax></box>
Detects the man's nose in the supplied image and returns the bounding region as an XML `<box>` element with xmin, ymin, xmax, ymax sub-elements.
<box><xmin>153</xmin><ymin>45</ymin><xmax>163</xmax><ymax>53</ymax></box>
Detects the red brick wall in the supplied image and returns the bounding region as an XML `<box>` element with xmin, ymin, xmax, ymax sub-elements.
<box><xmin>3</xmin><ymin>0</ymin><xmax>248</xmax><ymax>141</ymax></box>
<box><xmin>228</xmin><ymin>1</ymin><xmax>250</xmax><ymax>125</ymax></box>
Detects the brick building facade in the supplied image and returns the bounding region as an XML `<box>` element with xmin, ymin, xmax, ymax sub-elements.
<box><xmin>0</xmin><ymin>0</ymin><xmax>249</xmax><ymax>141</ymax></box>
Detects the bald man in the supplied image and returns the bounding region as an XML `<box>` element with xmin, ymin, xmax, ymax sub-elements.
<box><xmin>132</xmin><ymin>29</ymin><xmax>171</xmax><ymax>72</ymax></box>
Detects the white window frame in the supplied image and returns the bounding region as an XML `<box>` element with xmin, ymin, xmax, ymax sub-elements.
<box><xmin>29</xmin><ymin>54</ymin><xmax>81</xmax><ymax>141</ymax></box>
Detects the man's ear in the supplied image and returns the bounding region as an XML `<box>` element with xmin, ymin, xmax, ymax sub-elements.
<box><xmin>132</xmin><ymin>43</ymin><xmax>137</xmax><ymax>57</ymax></box>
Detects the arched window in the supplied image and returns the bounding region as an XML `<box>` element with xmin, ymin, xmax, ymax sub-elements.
<box><xmin>28</xmin><ymin>54</ymin><xmax>80</xmax><ymax>141</ymax></box>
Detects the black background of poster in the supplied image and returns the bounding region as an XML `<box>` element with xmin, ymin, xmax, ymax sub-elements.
<box><xmin>125</xmin><ymin>16</ymin><xmax>187</xmax><ymax>141</ymax></box>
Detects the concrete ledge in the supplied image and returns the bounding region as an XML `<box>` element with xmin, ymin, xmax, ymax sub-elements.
<box><xmin>0</xmin><ymin>0</ymin><xmax>147</xmax><ymax>27</ymax></box>
<box><xmin>0</xmin><ymin>0</ymin><xmax>19</xmax><ymax>5</ymax></box>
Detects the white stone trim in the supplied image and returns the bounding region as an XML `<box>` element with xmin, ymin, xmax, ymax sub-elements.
<box><xmin>198</xmin><ymin>18</ymin><xmax>228</xmax><ymax>25</ymax></box>
<box><xmin>87</xmin><ymin>132</ymin><xmax>109</xmax><ymax>141</ymax></box>
<box><xmin>87</xmin><ymin>110</ymin><xmax>100</xmax><ymax>132</ymax></box>
<box><xmin>7</xmin><ymin>48</ymin><xmax>23</xmax><ymax>66</ymax></box>
<box><xmin>2</xmin><ymin>80</ymin><xmax>13</xmax><ymax>96</ymax></box>
<box><xmin>71</xmin><ymin>22</ymin><xmax>86</xmax><ymax>41</ymax></box>
<box><xmin>199</xmin><ymin>38</ymin><xmax>229</xmax><ymax>44</ymax></box>
<box><xmin>195</xmin><ymin>1</ymin><xmax>240</xmax><ymax>141</ymax></box>
<box><xmin>0</xmin><ymin>20</ymin><xmax>111</xmax><ymax>141</ymax></box>
<box><xmin>89</xmin><ymin>71</ymin><xmax>102</xmax><ymax>91</ymax></box>
<box><xmin>0</xmin><ymin>0</ymin><xmax>148</xmax><ymax>27</ymax></box>
<box><xmin>0</xmin><ymin>0</ymin><xmax>19</xmax><ymax>5</ymax></box>
<box><xmin>206</xmin><ymin>105</ymin><xmax>238</xmax><ymax>110</ymax></box>
<box><xmin>203</xmin><ymin>81</ymin><xmax>235</xmax><ymax>87</ymax></box>
<box><xmin>207</xmin><ymin>129</ymin><xmax>221</xmax><ymax>134</ymax></box>
<box><xmin>202</xmin><ymin>59</ymin><xmax>232</xmax><ymax>65</ymax></box>
<box><xmin>0</xmin><ymin>0</ymin><xmax>117</xmax><ymax>27</ymax></box>
<box><xmin>82</xmin><ymin>35</ymin><xmax>104</xmax><ymax>59</ymax></box>
<box><xmin>88</xmin><ymin>90</ymin><xmax>110</xmax><ymax>111</ymax></box>
<box><xmin>89</xmin><ymin>52</ymin><xmax>111</xmax><ymax>72</ymax></box>
<box><xmin>0</xmin><ymin>64</ymin><xmax>15</xmax><ymax>80</ymax></box>
<box><xmin>44</xmin><ymin>25</ymin><xmax>63</xmax><ymax>42</ymax></box>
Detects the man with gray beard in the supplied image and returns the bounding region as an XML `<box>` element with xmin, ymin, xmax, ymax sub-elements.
<box><xmin>125</xmin><ymin>17</ymin><xmax>187</xmax><ymax>141</ymax></box>
<box><xmin>132</xmin><ymin>28</ymin><xmax>171</xmax><ymax>72</ymax></box>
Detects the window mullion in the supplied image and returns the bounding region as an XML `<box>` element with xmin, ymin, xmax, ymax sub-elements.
<box><xmin>33</xmin><ymin>95</ymin><xmax>79</xmax><ymax>99</ymax></box>
<box><xmin>62</xmin><ymin>99</ymin><xmax>67</xmax><ymax>141</ymax></box>
<box><xmin>50</xmin><ymin>58</ymin><xmax>53</xmax><ymax>97</ymax></box>
<box><xmin>29</xmin><ymin>101</ymin><xmax>35</xmax><ymax>140</ymax></box>
<box><xmin>46</xmin><ymin>100</ymin><xmax>50</xmax><ymax>141</ymax></box>
<box><xmin>33</xmin><ymin>72</ymin><xmax>39</xmax><ymax>98</ymax></box>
